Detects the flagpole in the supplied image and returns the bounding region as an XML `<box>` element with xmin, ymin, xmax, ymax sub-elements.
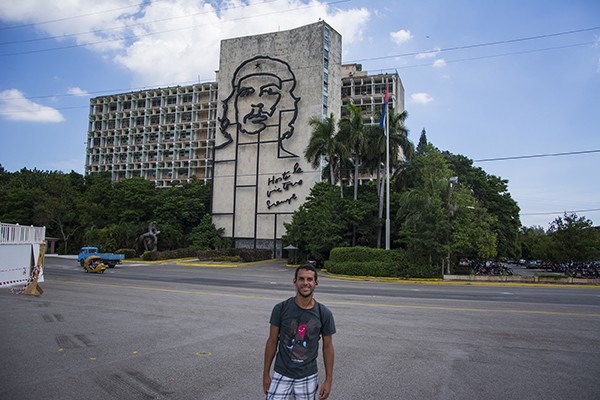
<box><xmin>385</xmin><ymin>81</ymin><xmax>390</xmax><ymax>250</ymax></box>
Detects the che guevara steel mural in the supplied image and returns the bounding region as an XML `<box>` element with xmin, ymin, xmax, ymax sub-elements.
<box><xmin>214</xmin><ymin>55</ymin><xmax>304</xmax><ymax>247</ymax></box>
<box><xmin>216</xmin><ymin>55</ymin><xmax>301</xmax><ymax>158</ymax></box>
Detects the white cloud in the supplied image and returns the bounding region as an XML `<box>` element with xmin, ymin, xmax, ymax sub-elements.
<box><xmin>0</xmin><ymin>1</ymin><xmax>370</xmax><ymax>86</ymax></box>
<box><xmin>0</xmin><ymin>89</ymin><xmax>65</xmax><ymax>122</ymax></box>
<box><xmin>433</xmin><ymin>59</ymin><xmax>446</xmax><ymax>68</ymax></box>
<box><xmin>410</xmin><ymin>92</ymin><xmax>434</xmax><ymax>105</ymax></box>
<box><xmin>416</xmin><ymin>47</ymin><xmax>441</xmax><ymax>59</ymax></box>
<box><xmin>67</xmin><ymin>87</ymin><xmax>88</xmax><ymax>97</ymax></box>
<box><xmin>390</xmin><ymin>29</ymin><xmax>412</xmax><ymax>45</ymax></box>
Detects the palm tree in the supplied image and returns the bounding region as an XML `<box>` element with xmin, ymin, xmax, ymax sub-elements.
<box><xmin>338</xmin><ymin>103</ymin><xmax>366</xmax><ymax>201</ymax></box>
<box><xmin>363</xmin><ymin>107</ymin><xmax>414</xmax><ymax>247</ymax></box>
<box><xmin>304</xmin><ymin>114</ymin><xmax>347</xmax><ymax>197</ymax></box>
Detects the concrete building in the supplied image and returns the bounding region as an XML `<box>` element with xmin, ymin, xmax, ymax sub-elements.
<box><xmin>85</xmin><ymin>21</ymin><xmax>403</xmax><ymax>255</ymax></box>
<box><xmin>86</xmin><ymin>83</ymin><xmax>217</xmax><ymax>188</ymax></box>
<box><xmin>341</xmin><ymin>63</ymin><xmax>404</xmax><ymax>126</ymax></box>
<box><xmin>211</xmin><ymin>21</ymin><xmax>342</xmax><ymax>256</ymax></box>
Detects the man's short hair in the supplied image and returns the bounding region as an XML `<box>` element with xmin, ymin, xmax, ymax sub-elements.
<box><xmin>295</xmin><ymin>264</ymin><xmax>318</xmax><ymax>281</ymax></box>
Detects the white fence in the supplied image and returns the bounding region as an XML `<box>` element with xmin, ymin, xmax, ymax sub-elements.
<box><xmin>0</xmin><ymin>222</ymin><xmax>46</xmax><ymax>289</ymax></box>
<box><xmin>1</xmin><ymin>223</ymin><xmax>46</xmax><ymax>245</ymax></box>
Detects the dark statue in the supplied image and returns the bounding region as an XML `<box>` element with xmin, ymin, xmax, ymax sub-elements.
<box><xmin>139</xmin><ymin>221</ymin><xmax>160</xmax><ymax>252</ymax></box>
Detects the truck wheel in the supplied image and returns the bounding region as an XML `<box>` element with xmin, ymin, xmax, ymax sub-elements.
<box><xmin>80</xmin><ymin>260</ymin><xmax>85</xmax><ymax>268</ymax></box>
<box><xmin>107</xmin><ymin>263</ymin><xmax>116</xmax><ymax>268</ymax></box>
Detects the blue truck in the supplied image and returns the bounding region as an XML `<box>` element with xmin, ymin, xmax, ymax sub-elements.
<box><xmin>77</xmin><ymin>246</ymin><xmax>125</xmax><ymax>268</ymax></box>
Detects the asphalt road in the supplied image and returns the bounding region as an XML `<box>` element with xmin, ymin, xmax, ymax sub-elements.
<box><xmin>1</xmin><ymin>256</ymin><xmax>599</xmax><ymax>400</ymax></box>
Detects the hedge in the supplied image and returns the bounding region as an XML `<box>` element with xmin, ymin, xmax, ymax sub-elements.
<box><xmin>141</xmin><ymin>247</ymin><xmax>199</xmax><ymax>261</ymax></box>
<box><xmin>197</xmin><ymin>248</ymin><xmax>272</xmax><ymax>263</ymax></box>
<box><xmin>325</xmin><ymin>246</ymin><xmax>439</xmax><ymax>278</ymax></box>
<box><xmin>115</xmin><ymin>248</ymin><xmax>136</xmax><ymax>259</ymax></box>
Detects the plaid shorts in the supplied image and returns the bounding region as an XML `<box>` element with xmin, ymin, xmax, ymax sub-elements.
<box><xmin>266</xmin><ymin>371</ymin><xmax>319</xmax><ymax>400</ymax></box>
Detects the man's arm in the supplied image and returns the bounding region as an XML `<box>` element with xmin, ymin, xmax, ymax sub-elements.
<box><xmin>319</xmin><ymin>335</ymin><xmax>335</xmax><ymax>400</ymax></box>
<box><xmin>263</xmin><ymin>324</ymin><xmax>279</xmax><ymax>394</ymax></box>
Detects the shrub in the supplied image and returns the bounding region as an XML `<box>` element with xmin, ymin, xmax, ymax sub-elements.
<box><xmin>115</xmin><ymin>248</ymin><xmax>136</xmax><ymax>259</ymax></box>
<box><xmin>325</xmin><ymin>261</ymin><xmax>397</xmax><ymax>277</ymax></box>
<box><xmin>197</xmin><ymin>248</ymin><xmax>272</xmax><ymax>262</ymax></box>
<box><xmin>141</xmin><ymin>248</ymin><xmax>199</xmax><ymax>261</ymax></box>
<box><xmin>212</xmin><ymin>255</ymin><xmax>242</xmax><ymax>262</ymax></box>
<box><xmin>325</xmin><ymin>246</ymin><xmax>440</xmax><ymax>279</ymax></box>
<box><xmin>141</xmin><ymin>251</ymin><xmax>159</xmax><ymax>261</ymax></box>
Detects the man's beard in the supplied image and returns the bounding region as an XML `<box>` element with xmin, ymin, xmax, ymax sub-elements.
<box><xmin>297</xmin><ymin>287</ymin><xmax>314</xmax><ymax>298</ymax></box>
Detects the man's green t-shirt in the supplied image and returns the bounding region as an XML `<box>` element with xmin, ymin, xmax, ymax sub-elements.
<box><xmin>269</xmin><ymin>297</ymin><xmax>336</xmax><ymax>379</ymax></box>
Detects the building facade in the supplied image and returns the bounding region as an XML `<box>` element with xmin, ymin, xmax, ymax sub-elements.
<box><xmin>341</xmin><ymin>63</ymin><xmax>404</xmax><ymax>126</ymax></box>
<box><xmin>86</xmin><ymin>83</ymin><xmax>217</xmax><ymax>188</ymax></box>
<box><xmin>211</xmin><ymin>21</ymin><xmax>342</xmax><ymax>256</ymax></box>
<box><xmin>85</xmin><ymin>22</ymin><xmax>403</xmax><ymax>255</ymax></box>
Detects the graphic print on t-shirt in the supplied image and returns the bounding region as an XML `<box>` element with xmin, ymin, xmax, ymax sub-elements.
<box><xmin>284</xmin><ymin>317</ymin><xmax>319</xmax><ymax>363</ymax></box>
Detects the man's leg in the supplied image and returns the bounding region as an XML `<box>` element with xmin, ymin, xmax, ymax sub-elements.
<box><xmin>266</xmin><ymin>372</ymin><xmax>294</xmax><ymax>400</ymax></box>
<box><xmin>292</xmin><ymin>373</ymin><xmax>319</xmax><ymax>400</ymax></box>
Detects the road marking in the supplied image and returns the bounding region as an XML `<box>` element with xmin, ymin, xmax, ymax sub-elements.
<box><xmin>51</xmin><ymin>279</ymin><xmax>600</xmax><ymax>318</ymax></box>
<box><xmin>501</xmin><ymin>292</ymin><xmax>513</xmax><ymax>295</ymax></box>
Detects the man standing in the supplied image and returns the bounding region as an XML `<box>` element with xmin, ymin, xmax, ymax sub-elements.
<box><xmin>263</xmin><ymin>264</ymin><xmax>336</xmax><ymax>400</ymax></box>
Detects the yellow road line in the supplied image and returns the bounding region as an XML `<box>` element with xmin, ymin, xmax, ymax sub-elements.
<box><xmin>51</xmin><ymin>279</ymin><xmax>600</xmax><ymax>318</ymax></box>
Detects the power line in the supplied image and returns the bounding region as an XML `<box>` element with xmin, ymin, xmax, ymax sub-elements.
<box><xmin>0</xmin><ymin>1</ymin><xmax>156</xmax><ymax>31</ymax></box>
<box><xmin>370</xmin><ymin>41</ymin><xmax>595</xmax><ymax>73</ymax></box>
<box><xmin>3</xmin><ymin>37</ymin><xmax>597</xmax><ymax>102</ymax></box>
<box><xmin>0</xmin><ymin>0</ymin><xmax>281</xmax><ymax>47</ymax></box>
<box><xmin>521</xmin><ymin>208</ymin><xmax>600</xmax><ymax>216</ymax></box>
<box><xmin>474</xmin><ymin>150</ymin><xmax>600</xmax><ymax>163</ymax></box>
<box><xmin>347</xmin><ymin>26</ymin><xmax>600</xmax><ymax>63</ymax></box>
<box><xmin>0</xmin><ymin>0</ymin><xmax>351</xmax><ymax>57</ymax></box>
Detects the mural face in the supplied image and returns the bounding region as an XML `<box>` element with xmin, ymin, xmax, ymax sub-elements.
<box><xmin>217</xmin><ymin>55</ymin><xmax>300</xmax><ymax>158</ymax></box>
<box><xmin>236</xmin><ymin>75</ymin><xmax>282</xmax><ymax>135</ymax></box>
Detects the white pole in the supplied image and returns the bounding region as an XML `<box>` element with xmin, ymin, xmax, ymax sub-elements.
<box><xmin>385</xmin><ymin>81</ymin><xmax>390</xmax><ymax>250</ymax></box>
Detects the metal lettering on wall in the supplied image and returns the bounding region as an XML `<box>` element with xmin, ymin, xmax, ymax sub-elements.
<box><xmin>266</xmin><ymin>162</ymin><xmax>303</xmax><ymax>209</ymax></box>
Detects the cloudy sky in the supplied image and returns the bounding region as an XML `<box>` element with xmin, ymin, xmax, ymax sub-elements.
<box><xmin>0</xmin><ymin>0</ymin><xmax>598</xmax><ymax>228</ymax></box>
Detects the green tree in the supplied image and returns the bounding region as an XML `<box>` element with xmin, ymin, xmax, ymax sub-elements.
<box><xmin>519</xmin><ymin>225</ymin><xmax>550</xmax><ymax>261</ymax></box>
<box><xmin>35</xmin><ymin>172</ymin><xmax>81</xmax><ymax>254</ymax></box>
<box><xmin>283</xmin><ymin>183</ymin><xmax>348</xmax><ymax>261</ymax></box>
<box><xmin>546</xmin><ymin>213</ymin><xmax>600</xmax><ymax>263</ymax></box>
<box><xmin>363</xmin><ymin>108</ymin><xmax>414</xmax><ymax>247</ymax></box>
<box><xmin>189</xmin><ymin>214</ymin><xmax>226</xmax><ymax>249</ymax></box>
<box><xmin>304</xmin><ymin>114</ymin><xmax>347</xmax><ymax>192</ymax></box>
<box><xmin>111</xmin><ymin>178</ymin><xmax>157</xmax><ymax>223</ymax></box>
<box><xmin>338</xmin><ymin>103</ymin><xmax>366</xmax><ymax>201</ymax></box>
<box><xmin>444</xmin><ymin>152</ymin><xmax>521</xmax><ymax>259</ymax></box>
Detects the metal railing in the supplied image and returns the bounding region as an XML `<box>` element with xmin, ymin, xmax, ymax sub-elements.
<box><xmin>0</xmin><ymin>222</ymin><xmax>46</xmax><ymax>245</ymax></box>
